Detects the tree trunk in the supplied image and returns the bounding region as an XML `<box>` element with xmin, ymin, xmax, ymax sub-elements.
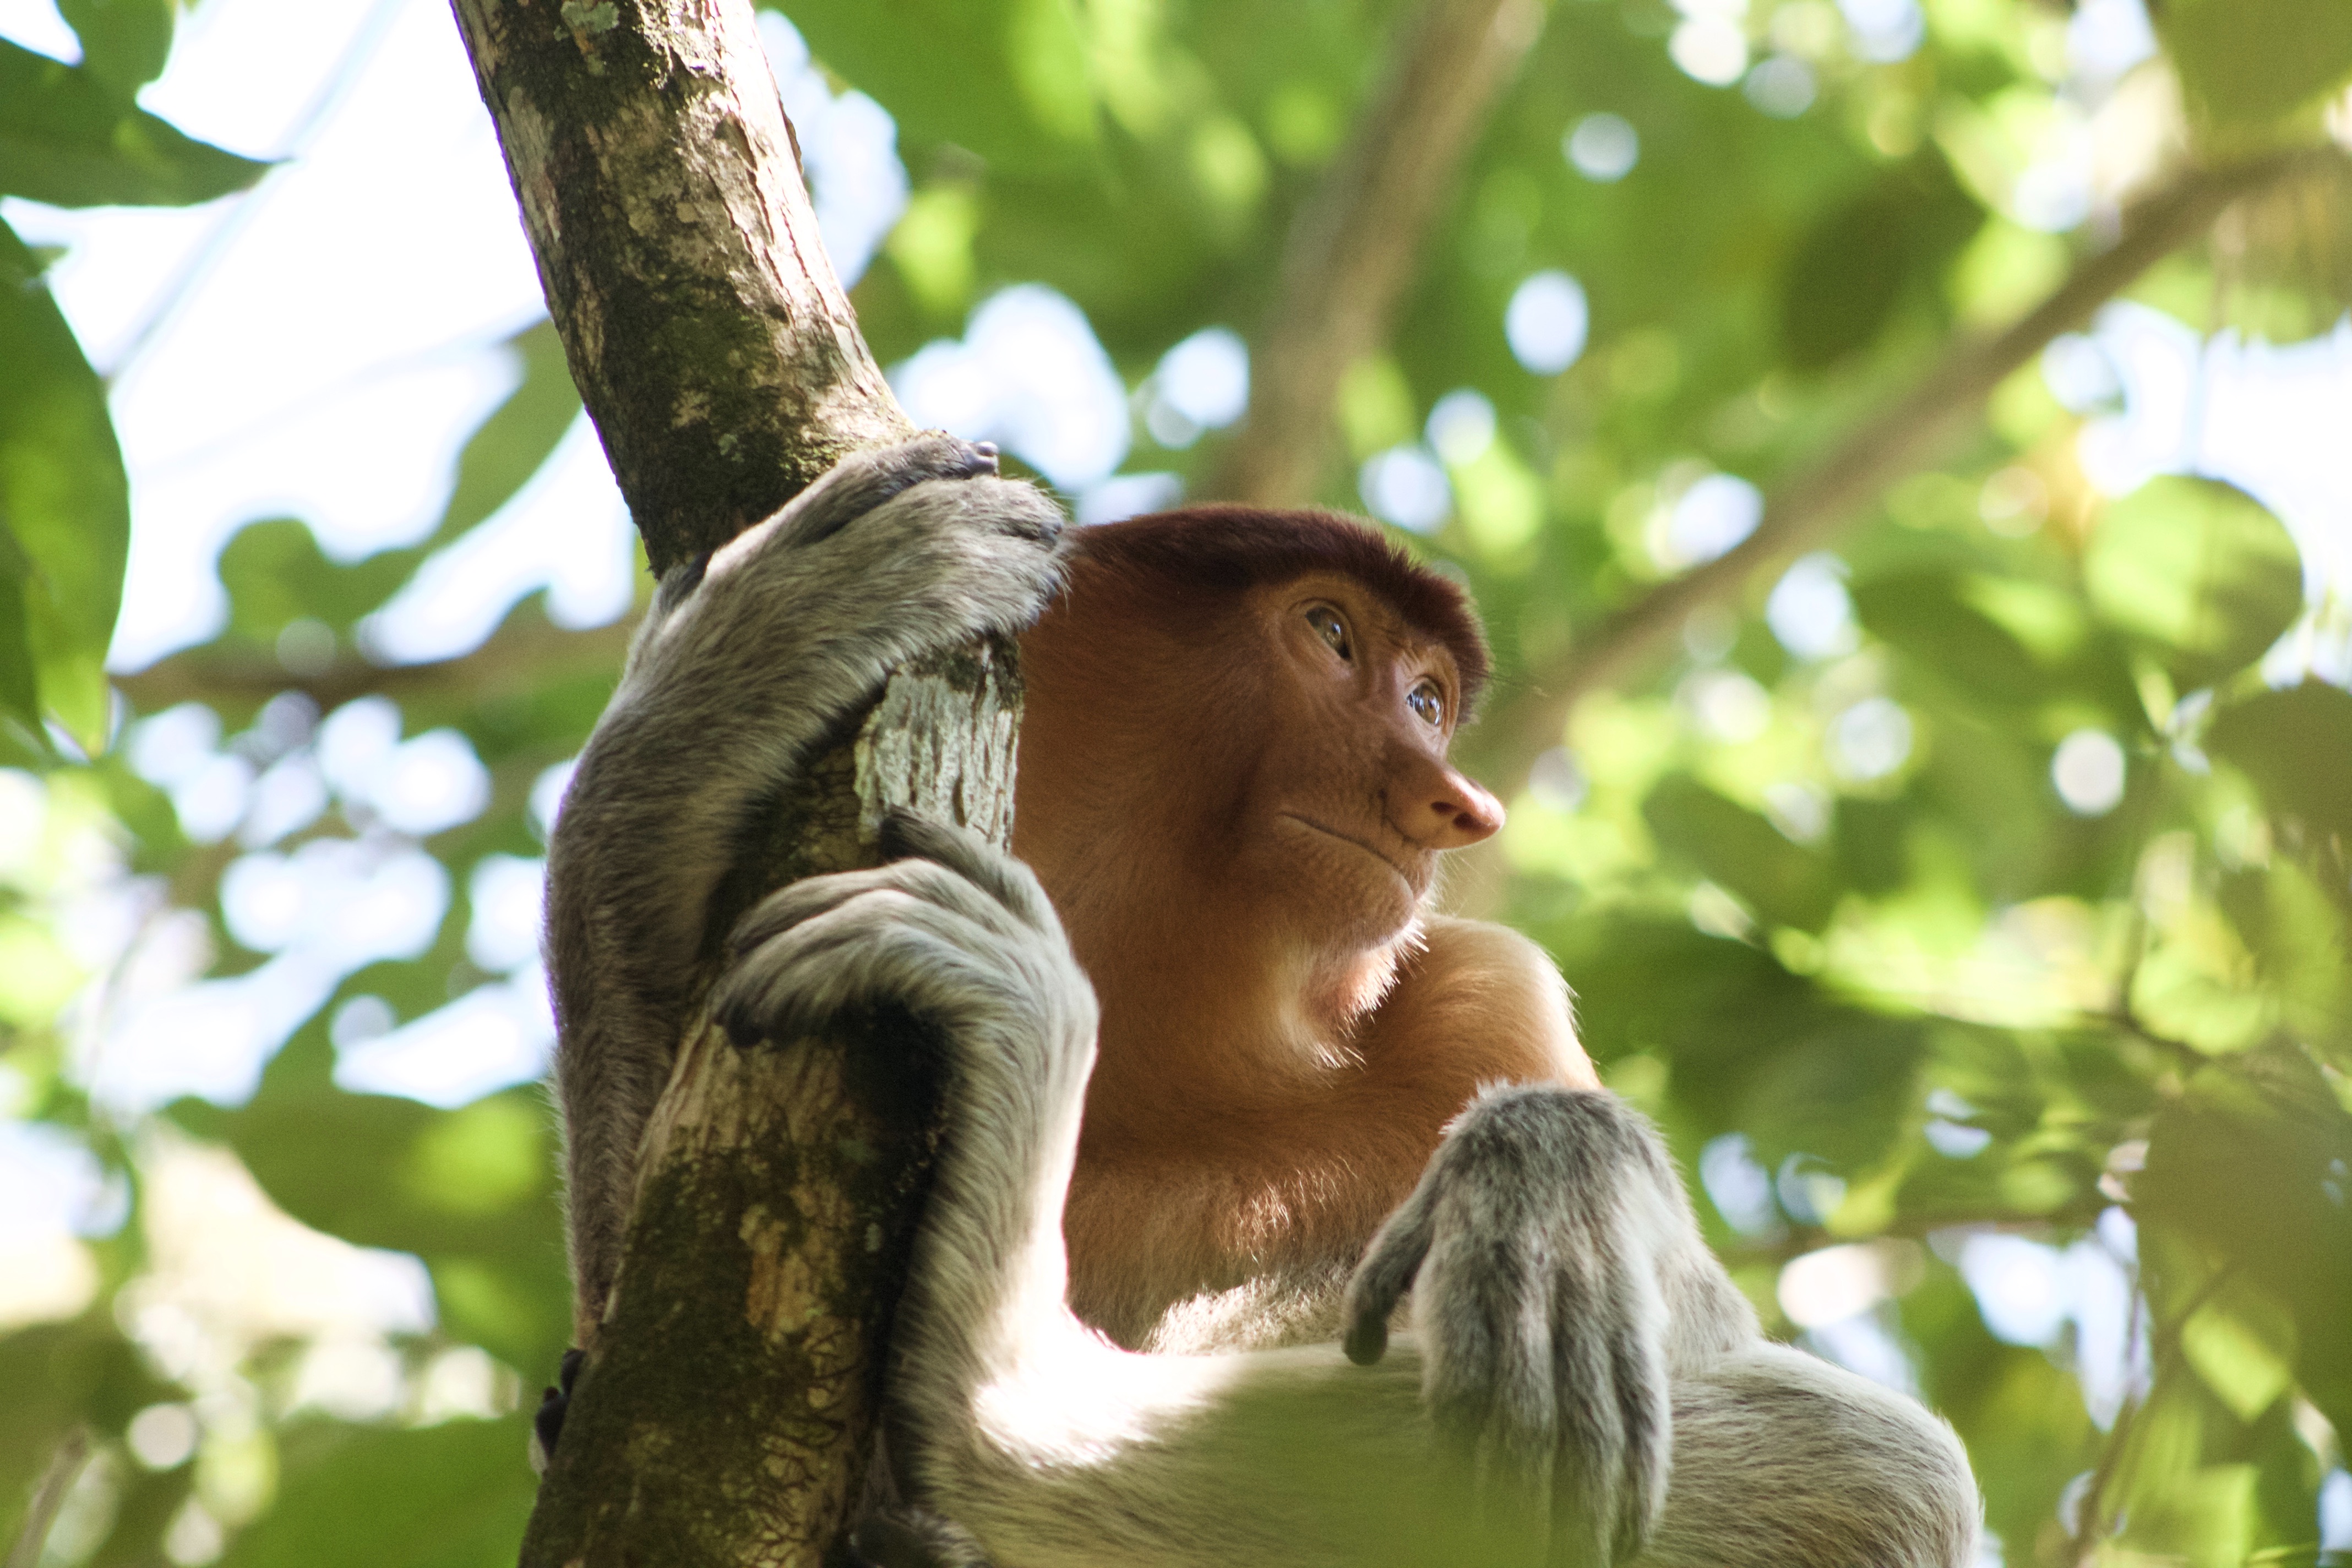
<box><xmin>447</xmin><ymin>1</ymin><xmax>1014</xmax><ymax>1561</ymax></box>
<box><xmin>450</xmin><ymin>0</ymin><xmax>909</xmax><ymax>575</ymax></box>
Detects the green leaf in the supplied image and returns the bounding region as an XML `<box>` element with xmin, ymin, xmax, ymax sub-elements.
<box><xmin>2084</xmin><ymin>477</ymin><xmax>2303</xmax><ymax>690</ymax></box>
<box><xmin>2206</xmin><ymin>680</ymin><xmax>2352</xmax><ymax>845</ymax></box>
<box><xmin>432</xmin><ymin>318</ymin><xmax>582</xmax><ymax>546</ymax></box>
<box><xmin>1852</xmin><ymin>570</ymin><xmax>2048</xmax><ymax>708</ymax></box>
<box><xmin>0</xmin><ymin>216</ymin><xmax>127</xmax><ymax>750</ymax></box>
<box><xmin>2134</xmin><ymin>1048</ymin><xmax>2352</xmax><ymax>1435</ymax></box>
<box><xmin>0</xmin><ymin>1317</ymin><xmax>180</xmax><ymax>1543</ymax></box>
<box><xmin>57</xmin><ymin>0</ymin><xmax>176</xmax><ymax>95</ymax></box>
<box><xmin>214</xmin><ymin>1417</ymin><xmax>538</xmax><ymax>1568</ymax></box>
<box><xmin>761</xmin><ymin>0</ymin><xmax>1098</xmax><ymax>173</ymax></box>
<box><xmin>214</xmin><ymin>319</ymin><xmax>587</xmax><ymax>655</ymax></box>
<box><xmin>2157</xmin><ymin>0</ymin><xmax>2352</xmax><ymax>138</ymax></box>
<box><xmin>1779</xmin><ymin>149</ymin><xmax>1983</xmax><ymax>372</ymax></box>
<box><xmin>0</xmin><ymin>39</ymin><xmax>270</xmax><ymax>207</ymax></box>
<box><xmin>216</xmin><ymin>519</ymin><xmax>416</xmax><ymax>646</ymax></box>
<box><xmin>0</xmin><ymin>522</ymin><xmax>43</xmax><ymax>738</ymax></box>
<box><xmin>1642</xmin><ymin>774</ymin><xmax>1840</xmax><ymax>932</ymax></box>
<box><xmin>177</xmin><ymin>1028</ymin><xmax>571</xmax><ymax>1376</ymax></box>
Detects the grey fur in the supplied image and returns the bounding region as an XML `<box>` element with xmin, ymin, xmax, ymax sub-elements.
<box><xmin>717</xmin><ymin>819</ymin><xmax>1981</xmax><ymax>1568</ymax></box>
<box><xmin>549</xmin><ymin>445</ymin><xmax>1981</xmax><ymax>1564</ymax></box>
<box><xmin>543</xmin><ymin>433</ymin><xmax>1065</xmax><ymax>1337</ymax></box>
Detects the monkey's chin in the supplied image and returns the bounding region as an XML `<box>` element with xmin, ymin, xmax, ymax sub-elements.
<box><xmin>1272</xmin><ymin>815</ymin><xmax>1426</xmax><ymax>946</ymax></box>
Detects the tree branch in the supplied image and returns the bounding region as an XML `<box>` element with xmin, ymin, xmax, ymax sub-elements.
<box><xmin>452</xmin><ymin>0</ymin><xmax>910</xmax><ymax>575</ymax></box>
<box><xmin>111</xmin><ymin>613</ymin><xmax>635</xmax><ymax>715</ymax></box>
<box><xmin>1490</xmin><ymin>147</ymin><xmax>2342</xmax><ymax>784</ymax></box>
<box><xmin>1204</xmin><ymin>0</ymin><xmax>1545</xmax><ymax>506</ymax></box>
<box><xmin>3</xmin><ymin>1427</ymin><xmax>89</xmax><ymax>1568</ymax></box>
<box><xmin>447</xmin><ymin>2</ymin><xmax>1015</xmax><ymax>1563</ymax></box>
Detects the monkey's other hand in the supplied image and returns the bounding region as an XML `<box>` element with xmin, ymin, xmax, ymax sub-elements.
<box><xmin>1341</xmin><ymin>1086</ymin><xmax>1675</xmax><ymax>1568</ymax></box>
<box><xmin>710</xmin><ymin>811</ymin><xmax>1097</xmax><ymax>1073</ymax></box>
<box><xmin>635</xmin><ymin>432</ymin><xmax>1065</xmax><ymax>699</ymax></box>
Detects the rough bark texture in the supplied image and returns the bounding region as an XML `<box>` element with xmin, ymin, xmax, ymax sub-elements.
<box><xmin>522</xmin><ymin>649</ymin><xmax>1023</xmax><ymax>1568</ymax></box>
<box><xmin>450</xmin><ymin>0</ymin><xmax>911</xmax><ymax>574</ymax></box>
<box><xmin>448</xmin><ymin>1</ymin><xmax>1020</xmax><ymax>1561</ymax></box>
<box><xmin>1205</xmin><ymin>0</ymin><xmax>1546</xmax><ymax>507</ymax></box>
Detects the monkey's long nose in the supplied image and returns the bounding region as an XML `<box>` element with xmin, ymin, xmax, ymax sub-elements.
<box><xmin>1391</xmin><ymin>753</ymin><xmax>1505</xmax><ymax>849</ymax></box>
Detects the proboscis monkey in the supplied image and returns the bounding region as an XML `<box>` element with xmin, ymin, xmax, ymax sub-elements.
<box><xmin>541</xmin><ymin>435</ymin><xmax>1980</xmax><ymax>1567</ymax></box>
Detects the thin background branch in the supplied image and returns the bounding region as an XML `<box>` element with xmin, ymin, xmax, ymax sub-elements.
<box><xmin>1482</xmin><ymin>148</ymin><xmax>2344</xmax><ymax>788</ymax></box>
<box><xmin>1205</xmin><ymin>0</ymin><xmax>1547</xmax><ymax>506</ymax></box>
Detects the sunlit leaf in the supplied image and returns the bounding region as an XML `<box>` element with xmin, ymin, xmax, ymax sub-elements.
<box><xmin>2135</xmin><ymin>1049</ymin><xmax>2352</xmax><ymax>1434</ymax></box>
<box><xmin>213</xmin><ymin>319</ymin><xmax>587</xmax><ymax>661</ymax></box>
<box><xmin>2206</xmin><ymin>680</ymin><xmax>2352</xmax><ymax>845</ymax></box>
<box><xmin>57</xmin><ymin>0</ymin><xmax>175</xmax><ymax>95</ymax></box>
<box><xmin>2157</xmin><ymin>0</ymin><xmax>2352</xmax><ymax>139</ymax></box>
<box><xmin>1852</xmin><ymin>570</ymin><xmax>2049</xmax><ymax>708</ymax></box>
<box><xmin>763</xmin><ymin>0</ymin><xmax>1098</xmax><ymax>173</ymax></box>
<box><xmin>0</xmin><ymin>40</ymin><xmax>269</xmax><ymax>206</ymax></box>
<box><xmin>177</xmin><ymin>1030</ymin><xmax>571</xmax><ymax>1378</ymax></box>
<box><xmin>1642</xmin><ymin>774</ymin><xmax>1839</xmax><ymax>932</ymax></box>
<box><xmin>0</xmin><ymin>524</ymin><xmax>43</xmax><ymax>738</ymax></box>
<box><xmin>433</xmin><ymin>319</ymin><xmax>583</xmax><ymax>545</ymax></box>
<box><xmin>2179</xmin><ymin>1280</ymin><xmax>2294</xmax><ymax>1423</ymax></box>
<box><xmin>2084</xmin><ymin>477</ymin><xmax>2302</xmax><ymax>691</ymax></box>
<box><xmin>0</xmin><ymin>217</ymin><xmax>127</xmax><ymax>750</ymax></box>
<box><xmin>216</xmin><ymin>520</ymin><xmax>418</xmax><ymax>645</ymax></box>
<box><xmin>1779</xmin><ymin>150</ymin><xmax>1983</xmax><ymax>372</ymax></box>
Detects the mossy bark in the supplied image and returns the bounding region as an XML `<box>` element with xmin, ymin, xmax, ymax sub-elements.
<box><xmin>521</xmin><ymin>650</ymin><xmax>1021</xmax><ymax>1567</ymax></box>
<box><xmin>447</xmin><ymin>1</ymin><xmax>1019</xmax><ymax>1561</ymax></box>
<box><xmin>449</xmin><ymin>0</ymin><xmax>910</xmax><ymax>575</ymax></box>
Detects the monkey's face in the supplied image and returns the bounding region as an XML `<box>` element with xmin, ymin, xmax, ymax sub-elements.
<box><xmin>1227</xmin><ymin>573</ymin><xmax>1504</xmax><ymax>954</ymax></box>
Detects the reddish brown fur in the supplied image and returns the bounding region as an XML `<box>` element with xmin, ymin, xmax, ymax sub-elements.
<box><xmin>1013</xmin><ymin>509</ymin><xmax>1596</xmax><ymax>1347</ymax></box>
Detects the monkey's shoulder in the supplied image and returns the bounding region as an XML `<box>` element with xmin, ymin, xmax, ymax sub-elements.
<box><xmin>1369</xmin><ymin>916</ymin><xmax>1596</xmax><ymax>1090</ymax></box>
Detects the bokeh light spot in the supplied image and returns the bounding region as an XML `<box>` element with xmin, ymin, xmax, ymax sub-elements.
<box><xmin>2052</xmin><ymin>730</ymin><xmax>2126</xmax><ymax>815</ymax></box>
<box><xmin>1504</xmin><ymin>271</ymin><xmax>1588</xmax><ymax>375</ymax></box>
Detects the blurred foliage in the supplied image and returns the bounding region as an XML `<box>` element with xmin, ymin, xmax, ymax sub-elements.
<box><xmin>4</xmin><ymin>0</ymin><xmax>2352</xmax><ymax>1564</ymax></box>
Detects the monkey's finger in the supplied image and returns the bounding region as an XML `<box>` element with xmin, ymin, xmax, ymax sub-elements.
<box><xmin>879</xmin><ymin>810</ymin><xmax>1061</xmax><ymax>935</ymax></box>
<box><xmin>715</xmin><ymin>891</ymin><xmax>1023</xmax><ymax>1049</ymax></box>
<box><xmin>1591</xmin><ymin>1246</ymin><xmax>1671</xmax><ymax>1564</ymax></box>
<box><xmin>777</xmin><ymin>433</ymin><xmax>1003</xmax><ymax>548</ymax></box>
<box><xmin>731</xmin><ymin>857</ymin><xmax>1028</xmax><ymax>958</ymax></box>
<box><xmin>1342</xmin><ymin>1170</ymin><xmax>1443</xmax><ymax>1365</ymax></box>
<box><xmin>1521</xmin><ymin>1206</ymin><xmax>1669</xmax><ymax>1568</ymax></box>
<box><xmin>925</xmin><ymin>474</ymin><xmax>1068</xmax><ymax>548</ymax></box>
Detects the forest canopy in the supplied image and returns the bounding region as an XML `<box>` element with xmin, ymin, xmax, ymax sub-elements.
<box><xmin>2</xmin><ymin>0</ymin><xmax>2351</xmax><ymax>1563</ymax></box>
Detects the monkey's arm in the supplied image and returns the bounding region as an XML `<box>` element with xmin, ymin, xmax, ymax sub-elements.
<box><xmin>1342</xmin><ymin>1085</ymin><xmax>1982</xmax><ymax>1568</ymax></box>
<box><xmin>544</xmin><ymin>435</ymin><xmax>1064</xmax><ymax>1346</ymax></box>
<box><xmin>717</xmin><ymin>819</ymin><xmax>1979</xmax><ymax>1568</ymax></box>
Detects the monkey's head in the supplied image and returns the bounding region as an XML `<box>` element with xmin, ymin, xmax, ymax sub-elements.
<box><xmin>1014</xmin><ymin>507</ymin><xmax>1502</xmax><ymax>967</ymax></box>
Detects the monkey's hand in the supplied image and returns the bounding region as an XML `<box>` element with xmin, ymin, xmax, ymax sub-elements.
<box><xmin>546</xmin><ymin>433</ymin><xmax>1066</xmax><ymax>1347</ymax></box>
<box><xmin>710</xmin><ymin>810</ymin><xmax>1097</xmax><ymax>1102</ymax></box>
<box><xmin>1341</xmin><ymin>1086</ymin><xmax>1681</xmax><ymax>1568</ymax></box>
<box><xmin>619</xmin><ymin>431</ymin><xmax>1065</xmax><ymax>714</ymax></box>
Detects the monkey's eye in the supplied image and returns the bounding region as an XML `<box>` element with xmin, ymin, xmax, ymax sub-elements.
<box><xmin>1306</xmin><ymin>606</ymin><xmax>1352</xmax><ymax>660</ymax></box>
<box><xmin>1407</xmin><ymin>681</ymin><xmax>1445</xmax><ymax>728</ymax></box>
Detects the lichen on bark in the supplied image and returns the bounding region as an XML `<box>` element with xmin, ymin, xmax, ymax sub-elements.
<box><xmin>448</xmin><ymin>0</ymin><xmax>1031</xmax><ymax>1560</ymax></box>
<box><xmin>520</xmin><ymin>644</ymin><xmax>1022</xmax><ymax>1568</ymax></box>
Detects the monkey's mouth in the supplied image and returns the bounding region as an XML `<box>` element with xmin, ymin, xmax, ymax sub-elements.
<box><xmin>1282</xmin><ymin>814</ymin><xmax>1415</xmax><ymax>884</ymax></box>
